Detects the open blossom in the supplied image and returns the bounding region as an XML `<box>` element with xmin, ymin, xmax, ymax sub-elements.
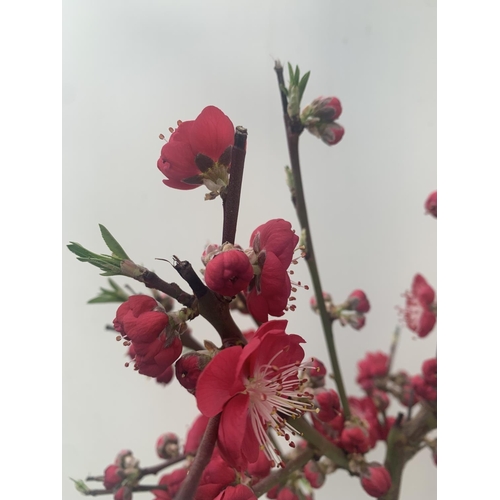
<box><xmin>157</xmin><ymin>106</ymin><xmax>234</xmax><ymax>193</ymax></box>
<box><xmin>245</xmin><ymin>219</ymin><xmax>299</xmax><ymax>323</ymax></box>
<box><xmin>195</xmin><ymin>320</ymin><xmax>314</xmax><ymax>470</ymax></box>
<box><xmin>214</xmin><ymin>485</ymin><xmax>257</xmax><ymax>500</ymax></box>
<box><xmin>402</xmin><ymin>274</ymin><xmax>437</xmax><ymax>337</ymax></box>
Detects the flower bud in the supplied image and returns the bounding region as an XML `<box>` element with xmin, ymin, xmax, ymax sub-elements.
<box><xmin>345</xmin><ymin>290</ymin><xmax>371</xmax><ymax>313</ymax></box>
<box><xmin>114</xmin><ymin>487</ymin><xmax>132</xmax><ymax>500</ymax></box>
<box><xmin>307</xmin><ymin>357</ymin><xmax>327</xmax><ymax>388</ymax></box>
<box><xmin>412</xmin><ymin>375</ymin><xmax>437</xmax><ymax>402</ymax></box>
<box><xmin>339</xmin><ymin>425</ymin><xmax>371</xmax><ymax>454</ymax></box>
<box><xmin>315</xmin><ymin>388</ymin><xmax>341</xmax><ymax>422</ymax></box>
<box><xmin>175</xmin><ymin>351</ymin><xmax>211</xmax><ymax>395</ymax></box>
<box><xmin>422</xmin><ymin>358</ymin><xmax>437</xmax><ymax>387</ymax></box>
<box><xmin>205</xmin><ymin>249</ymin><xmax>254</xmax><ymax>296</ymax></box>
<box><xmin>103</xmin><ymin>465</ymin><xmax>123</xmax><ymax>490</ymax></box>
<box><xmin>201</xmin><ymin>243</ymin><xmax>220</xmax><ymax>265</ymax></box>
<box><xmin>345</xmin><ymin>313</ymin><xmax>366</xmax><ymax>330</ymax></box>
<box><xmin>316</xmin><ymin>122</ymin><xmax>345</xmax><ymax>145</ymax></box>
<box><xmin>360</xmin><ymin>464</ymin><xmax>392</xmax><ymax>497</ymax></box>
<box><xmin>370</xmin><ymin>389</ymin><xmax>390</xmax><ymax>411</ymax></box>
<box><xmin>156</xmin><ymin>432</ymin><xmax>180</xmax><ymax>459</ymax></box>
<box><xmin>114</xmin><ymin>450</ymin><xmax>139</xmax><ymax>471</ymax></box>
<box><xmin>309</xmin><ymin>292</ymin><xmax>333</xmax><ymax>313</ymax></box>
<box><xmin>301</xmin><ymin>97</ymin><xmax>343</xmax><ymax>124</ymax></box>
<box><xmin>425</xmin><ymin>190</ymin><xmax>437</xmax><ymax>218</ymax></box>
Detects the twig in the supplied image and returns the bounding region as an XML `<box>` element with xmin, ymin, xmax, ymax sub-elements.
<box><xmin>222</xmin><ymin>126</ymin><xmax>248</xmax><ymax>244</ymax></box>
<box><xmin>138</xmin><ymin>454</ymin><xmax>187</xmax><ymax>478</ymax></box>
<box><xmin>173</xmin><ymin>415</ymin><xmax>221</xmax><ymax>500</ymax></box>
<box><xmin>138</xmin><ymin>269</ymin><xmax>196</xmax><ymax>308</ymax></box>
<box><xmin>387</xmin><ymin>326</ymin><xmax>401</xmax><ymax>374</ymax></box>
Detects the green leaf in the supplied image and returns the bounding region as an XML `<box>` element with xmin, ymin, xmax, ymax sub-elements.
<box><xmin>298</xmin><ymin>71</ymin><xmax>311</xmax><ymax>101</ymax></box>
<box><xmin>294</xmin><ymin>64</ymin><xmax>300</xmax><ymax>83</ymax></box>
<box><xmin>70</xmin><ymin>478</ymin><xmax>90</xmax><ymax>494</ymax></box>
<box><xmin>287</xmin><ymin>62</ymin><xmax>294</xmax><ymax>84</ymax></box>
<box><xmin>99</xmin><ymin>224</ymin><xmax>130</xmax><ymax>260</ymax></box>
<box><xmin>108</xmin><ymin>278</ymin><xmax>120</xmax><ymax>291</ymax></box>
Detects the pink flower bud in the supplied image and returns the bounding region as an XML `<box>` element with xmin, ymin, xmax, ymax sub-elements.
<box><xmin>339</xmin><ymin>425</ymin><xmax>371</xmax><ymax>454</ymax></box>
<box><xmin>412</xmin><ymin>375</ymin><xmax>437</xmax><ymax>402</ymax></box>
<box><xmin>156</xmin><ymin>432</ymin><xmax>180</xmax><ymax>459</ymax></box>
<box><xmin>402</xmin><ymin>274</ymin><xmax>436</xmax><ymax>338</ymax></box>
<box><xmin>356</xmin><ymin>351</ymin><xmax>389</xmax><ymax>391</ymax></box>
<box><xmin>360</xmin><ymin>464</ymin><xmax>392</xmax><ymax>497</ymax></box>
<box><xmin>301</xmin><ymin>96</ymin><xmax>343</xmax><ymax>123</ymax></box>
<box><xmin>205</xmin><ymin>249</ymin><xmax>254</xmax><ymax>296</ymax></box>
<box><xmin>175</xmin><ymin>351</ymin><xmax>211</xmax><ymax>394</ymax></box>
<box><xmin>103</xmin><ymin>465</ymin><xmax>123</xmax><ymax>490</ymax></box>
<box><xmin>309</xmin><ymin>292</ymin><xmax>333</xmax><ymax>313</ymax></box>
<box><xmin>114</xmin><ymin>450</ymin><xmax>135</xmax><ymax>468</ymax></box>
<box><xmin>156</xmin><ymin>365</ymin><xmax>174</xmax><ymax>385</ymax></box>
<box><xmin>318</xmin><ymin>122</ymin><xmax>345</xmax><ymax>145</ymax></box>
<box><xmin>308</xmin><ymin>357</ymin><xmax>327</xmax><ymax>388</ymax></box>
<box><xmin>425</xmin><ymin>190</ymin><xmax>437</xmax><ymax>218</ymax></box>
<box><xmin>371</xmin><ymin>389</ymin><xmax>390</xmax><ymax>411</ymax></box>
<box><xmin>346</xmin><ymin>290</ymin><xmax>371</xmax><ymax>313</ymax></box>
<box><xmin>315</xmin><ymin>388</ymin><xmax>341</xmax><ymax>422</ymax></box>
<box><xmin>422</xmin><ymin>358</ymin><xmax>437</xmax><ymax>387</ymax></box>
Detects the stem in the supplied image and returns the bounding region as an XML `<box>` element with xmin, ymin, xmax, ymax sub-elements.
<box><xmin>81</xmin><ymin>485</ymin><xmax>168</xmax><ymax>496</ymax></box>
<box><xmin>380</xmin><ymin>405</ymin><xmax>437</xmax><ymax>500</ymax></box>
<box><xmin>138</xmin><ymin>454</ymin><xmax>187</xmax><ymax>478</ymax></box>
<box><xmin>173</xmin><ymin>414</ymin><xmax>221</xmax><ymax>500</ymax></box>
<box><xmin>289</xmin><ymin>417</ymin><xmax>349</xmax><ymax>469</ymax></box>
<box><xmin>274</xmin><ymin>62</ymin><xmax>351</xmax><ymax>419</ymax></box>
<box><xmin>387</xmin><ymin>325</ymin><xmax>401</xmax><ymax>373</ymax></box>
<box><xmin>138</xmin><ymin>269</ymin><xmax>196</xmax><ymax>308</ymax></box>
<box><xmin>222</xmin><ymin>126</ymin><xmax>248</xmax><ymax>244</ymax></box>
<box><xmin>252</xmin><ymin>446</ymin><xmax>315</xmax><ymax>497</ymax></box>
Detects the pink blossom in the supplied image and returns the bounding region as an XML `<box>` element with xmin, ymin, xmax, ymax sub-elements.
<box><xmin>346</xmin><ymin>289</ymin><xmax>371</xmax><ymax>313</ymax></box>
<box><xmin>402</xmin><ymin>274</ymin><xmax>437</xmax><ymax>338</ymax></box>
<box><xmin>103</xmin><ymin>465</ymin><xmax>123</xmax><ymax>490</ymax></box>
<box><xmin>196</xmin><ymin>320</ymin><xmax>314</xmax><ymax>470</ymax></box>
<box><xmin>205</xmin><ymin>249</ymin><xmax>254</xmax><ymax>296</ymax></box>
<box><xmin>246</xmin><ymin>219</ymin><xmax>299</xmax><ymax>322</ymax></box>
<box><xmin>155</xmin><ymin>433</ymin><xmax>179</xmax><ymax>459</ymax></box>
<box><xmin>356</xmin><ymin>351</ymin><xmax>389</xmax><ymax>391</ymax></box>
<box><xmin>157</xmin><ymin>106</ymin><xmax>234</xmax><ymax>190</ymax></box>
<box><xmin>360</xmin><ymin>464</ymin><xmax>392</xmax><ymax>497</ymax></box>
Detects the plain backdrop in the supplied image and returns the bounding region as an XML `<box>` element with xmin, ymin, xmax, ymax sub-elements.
<box><xmin>62</xmin><ymin>1</ymin><xmax>436</xmax><ymax>499</ymax></box>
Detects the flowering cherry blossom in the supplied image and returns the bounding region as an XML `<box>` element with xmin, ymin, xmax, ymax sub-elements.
<box><xmin>402</xmin><ymin>274</ymin><xmax>437</xmax><ymax>338</ymax></box>
<box><xmin>195</xmin><ymin>320</ymin><xmax>314</xmax><ymax>470</ymax></box>
<box><xmin>157</xmin><ymin>106</ymin><xmax>234</xmax><ymax>193</ymax></box>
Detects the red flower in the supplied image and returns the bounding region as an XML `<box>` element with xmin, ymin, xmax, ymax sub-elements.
<box><xmin>246</xmin><ymin>219</ymin><xmax>299</xmax><ymax>323</ymax></box>
<box><xmin>425</xmin><ymin>190</ymin><xmax>437</xmax><ymax>218</ymax></box>
<box><xmin>157</xmin><ymin>106</ymin><xmax>234</xmax><ymax>192</ymax></box>
<box><xmin>402</xmin><ymin>274</ymin><xmax>437</xmax><ymax>338</ymax></box>
<box><xmin>339</xmin><ymin>424</ymin><xmax>371</xmax><ymax>454</ymax></box>
<box><xmin>184</xmin><ymin>414</ymin><xmax>210</xmax><ymax>456</ymax></box>
<box><xmin>195</xmin><ymin>320</ymin><xmax>313</xmax><ymax>470</ymax></box>
<box><xmin>314</xmin><ymin>388</ymin><xmax>341</xmax><ymax>422</ymax></box>
<box><xmin>356</xmin><ymin>351</ymin><xmax>389</xmax><ymax>392</ymax></box>
<box><xmin>205</xmin><ymin>249</ymin><xmax>254</xmax><ymax>296</ymax></box>
<box><xmin>360</xmin><ymin>464</ymin><xmax>392</xmax><ymax>497</ymax></box>
<box><xmin>422</xmin><ymin>358</ymin><xmax>437</xmax><ymax>387</ymax></box>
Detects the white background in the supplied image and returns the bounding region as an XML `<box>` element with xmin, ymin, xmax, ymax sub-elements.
<box><xmin>62</xmin><ymin>1</ymin><xmax>437</xmax><ymax>499</ymax></box>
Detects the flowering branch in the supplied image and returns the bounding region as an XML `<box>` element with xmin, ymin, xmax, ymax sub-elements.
<box><xmin>173</xmin><ymin>414</ymin><xmax>221</xmax><ymax>500</ymax></box>
<box><xmin>78</xmin><ymin>485</ymin><xmax>168</xmax><ymax>496</ymax></box>
<box><xmin>222</xmin><ymin>126</ymin><xmax>248</xmax><ymax>244</ymax></box>
<box><xmin>252</xmin><ymin>446</ymin><xmax>316</xmax><ymax>497</ymax></box>
<box><xmin>274</xmin><ymin>61</ymin><xmax>351</xmax><ymax>419</ymax></box>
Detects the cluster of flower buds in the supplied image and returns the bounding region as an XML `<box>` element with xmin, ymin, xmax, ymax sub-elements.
<box><xmin>301</xmin><ymin>96</ymin><xmax>345</xmax><ymax>145</ymax></box>
<box><xmin>203</xmin><ymin>219</ymin><xmax>300</xmax><ymax>322</ymax></box>
<box><xmin>310</xmin><ymin>289</ymin><xmax>370</xmax><ymax>330</ymax></box>
<box><xmin>101</xmin><ymin>450</ymin><xmax>141</xmax><ymax>500</ymax></box>
<box><xmin>411</xmin><ymin>358</ymin><xmax>437</xmax><ymax>403</ymax></box>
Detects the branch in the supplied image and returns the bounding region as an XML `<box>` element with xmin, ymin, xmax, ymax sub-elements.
<box><xmin>274</xmin><ymin>61</ymin><xmax>351</xmax><ymax>419</ymax></box>
<box><xmin>222</xmin><ymin>126</ymin><xmax>248</xmax><ymax>244</ymax></box>
<box><xmin>138</xmin><ymin>269</ymin><xmax>196</xmax><ymax>308</ymax></box>
<box><xmin>80</xmin><ymin>485</ymin><xmax>168</xmax><ymax>496</ymax></box>
<box><xmin>173</xmin><ymin>414</ymin><xmax>221</xmax><ymax>500</ymax></box>
<box><xmin>138</xmin><ymin>454</ymin><xmax>187</xmax><ymax>478</ymax></box>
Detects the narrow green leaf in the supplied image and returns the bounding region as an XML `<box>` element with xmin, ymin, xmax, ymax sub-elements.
<box><xmin>288</xmin><ymin>62</ymin><xmax>294</xmax><ymax>84</ymax></box>
<box><xmin>298</xmin><ymin>71</ymin><xmax>311</xmax><ymax>101</ymax></box>
<box><xmin>108</xmin><ymin>278</ymin><xmax>120</xmax><ymax>291</ymax></box>
<box><xmin>294</xmin><ymin>64</ymin><xmax>300</xmax><ymax>83</ymax></box>
<box><xmin>99</xmin><ymin>224</ymin><xmax>130</xmax><ymax>260</ymax></box>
